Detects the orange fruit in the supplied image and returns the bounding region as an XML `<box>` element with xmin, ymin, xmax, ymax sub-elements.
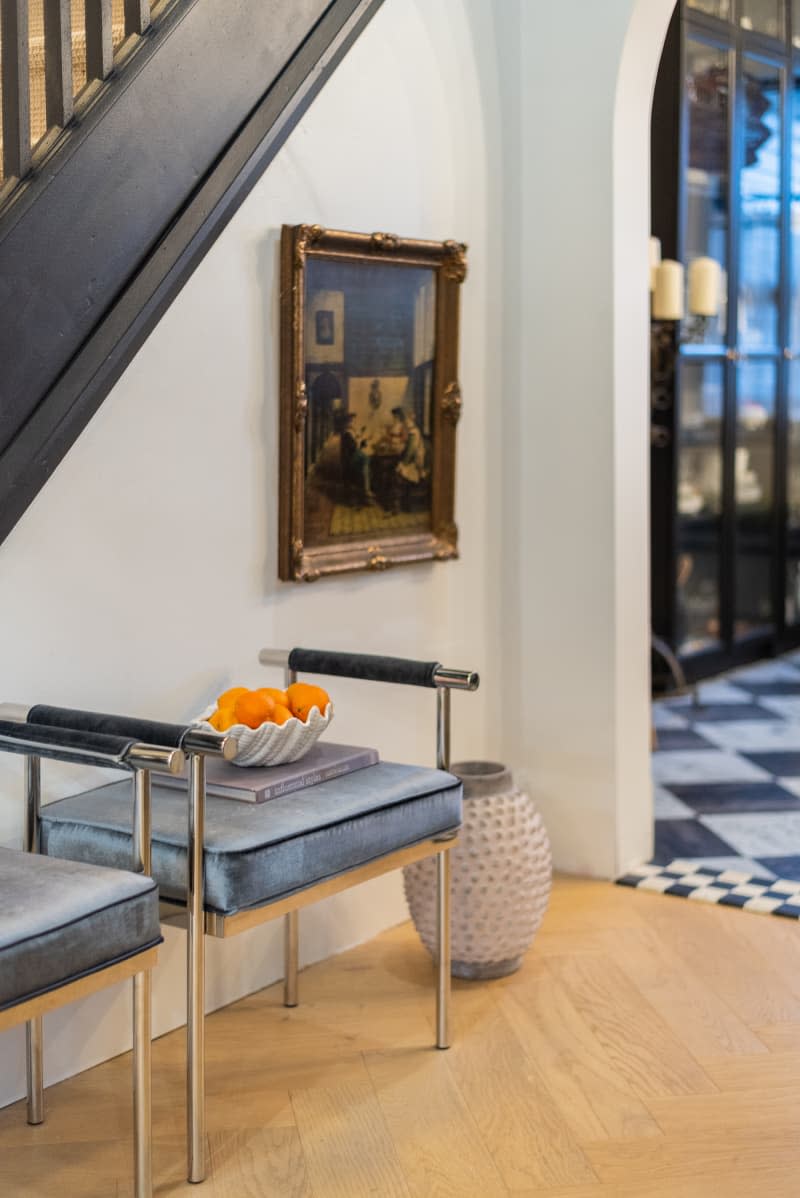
<box><xmin>233</xmin><ymin>691</ymin><xmax>275</xmax><ymax>729</ymax></box>
<box><xmin>257</xmin><ymin>687</ymin><xmax>289</xmax><ymax>706</ymax></box>
<box><xmin>269</xmin><ymin>704</ymin><xmax>294</xmax><ymax>726</ymax></box>
<box><xmin>286</xmin><ymin>682</ymin><xmax>330</xmax><ymax>722</ymax></box>
<box><xmin>208</xmin><ymin>708</ymin><xmax>237</xmax><ymax>732</ymax></box>
<box><xmin>217</xmin><ymin>686</ymin><xmax>249</xmax><ymax>708</ymax></box>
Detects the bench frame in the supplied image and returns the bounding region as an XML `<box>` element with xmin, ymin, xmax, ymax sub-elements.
<box><xmin>0</xmin><ymin>725</ymin><xmax>182</xmax><ymax>1198</ymax></box>
<box><xmin>162</xmin><ymin>648</ymin><xmax>476</xmax><ymax>1184</ymax></box>
<box><xmin>14</xmin><ymin>648</ymin><xmax>478</xmax><ymax>1187</ymax></box>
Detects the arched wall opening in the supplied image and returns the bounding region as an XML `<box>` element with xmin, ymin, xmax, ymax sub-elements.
<box><xmin>493</xmin><ymin>0</ymin><xmax>677</xmax><ymax>877</ymax></box>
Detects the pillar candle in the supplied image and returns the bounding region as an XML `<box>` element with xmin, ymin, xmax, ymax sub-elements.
<box><xmin>649</xmin><ymin>236</ymin><xmax>662</xmax><ymax>292</ymax></box>
<box><xmin>688</xmin><ymin>256</ymin><xmax>721</xmax><ymax>317</ymax></box>
<box><xmin>652</xmin><ymin>259</ymin><xmax>684</xmax><ymax>321</ymax></box>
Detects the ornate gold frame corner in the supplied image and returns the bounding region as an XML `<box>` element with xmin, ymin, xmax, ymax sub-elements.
<box><xmin>278</xmin><ymin>224</ymin><xmax>466</xmax><ymax>582</ymax></box>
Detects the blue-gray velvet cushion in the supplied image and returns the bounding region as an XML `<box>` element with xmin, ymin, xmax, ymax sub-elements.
<box><xmin>0</xmin><ymin>848</ymin><xmax>161</xmax><ymax>1012</ymax></box>
<box><xmin>38</xmin><ymin>762</ymin><xmax>462</xmax><ymax>916</ymax></box>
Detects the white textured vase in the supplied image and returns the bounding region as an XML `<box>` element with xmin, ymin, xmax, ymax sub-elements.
<box><xmin>403</xmin><ymin>761</ymin><xmax>552</xmax><ymax>978</ymax></box>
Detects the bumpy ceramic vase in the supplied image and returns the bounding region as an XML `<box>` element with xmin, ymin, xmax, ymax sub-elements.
<box><xmin>403</xmin><ymin>761</ymin><xmax>552</xmax><ymax>978</ymax></box>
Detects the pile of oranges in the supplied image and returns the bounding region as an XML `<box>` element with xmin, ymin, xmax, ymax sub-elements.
<box><xmin>207</xmin><ymin>682</ymin><xmax>331</xmax><ymax>732</ymax></box>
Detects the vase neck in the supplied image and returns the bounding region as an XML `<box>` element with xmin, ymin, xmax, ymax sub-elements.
<box><xmin>450</xmin><ymin>760</ymin><xmax>513</xmax><ymax>799</ymax></box>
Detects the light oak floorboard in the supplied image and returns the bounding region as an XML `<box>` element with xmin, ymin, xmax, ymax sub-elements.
<box><xmin>645</xmin><ymin>1084</ymin><xmax>800</xmax><ymax>1134</ymax></box>
<box><xmin>640</xmin><ymin>893</ymin><xmax>800</xmax><ymax>1026</ymax></box>
<box><xmin>290</xmin><ymin>1076</ymin><xmax>410</xmax><ymax>1198</ymax></box>
<box><xmin>509</xmin><ymin>1173</ymin><xmax>800</xmax><ymax>1198</ymax></box>
<box><xmin>499</xmin><ymin>968</ymin><xmax>662</xmax><ymax>1141</ymax></box>
<box><xmin>701</xmin><ymin>1048</ymin><xmax>800</xmax><ymax>1092</ymax></box>
<box><xmin>545</xmin><ymin>951</ymin><xmax>717</xmax><ymax>1097</ymax></box>
<box><xmin>592</xmin><ymin>923</ymin><xmax>769</xmax><ymax>1061</ymax></box>
<box><xmin>364</xmin><ymin>1046</ymin><xmax>508</xmax><ymax>1197</ymax></box>
<box><xmin>444</xmin><ymin>1000</ymin><xmax>597</xmax><ymax>1189</ymax></box>
<box><xmin>585</xmin><ymin>1127</ymin><xmax>800</xmax><ymax>1185</ymax></box>
<box><xmin>4</xmin><ymin>877</ymin><xmax>800</xmax><ymax>1195</ymax></box>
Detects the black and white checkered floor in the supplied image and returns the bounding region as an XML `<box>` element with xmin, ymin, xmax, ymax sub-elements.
<box><xmin>618</xmin><ymin>653</ymin><xmax>800</xmax><ymax>917</ymax></box>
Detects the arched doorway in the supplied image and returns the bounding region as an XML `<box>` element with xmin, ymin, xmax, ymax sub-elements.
<box><xmin>497</xmin><ymin>0</ymin><xmax>676</xmax><ymax>878</ymax></box>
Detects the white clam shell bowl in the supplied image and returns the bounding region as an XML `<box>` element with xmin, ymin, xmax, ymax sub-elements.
<box><xmin>194</xmin><ymin>702</ymin><xmax>334</xmax><ymax>767</ymax></box>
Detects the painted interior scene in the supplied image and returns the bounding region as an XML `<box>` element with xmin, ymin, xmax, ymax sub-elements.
<box><xmin>303</xmin><ymin>258</ymin><xmax>436</xmax><ymax>544</ymax></box>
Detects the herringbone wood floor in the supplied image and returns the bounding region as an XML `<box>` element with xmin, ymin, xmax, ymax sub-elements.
<box><xmin>2</xmin><ymin>877</ymin><xmax>800</xmax><ymax>1196</ymax></box>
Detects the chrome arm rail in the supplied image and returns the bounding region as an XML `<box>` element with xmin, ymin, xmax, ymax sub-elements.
<box><xmin>431</xmin><ymin>666</ymin><xmax>479</xmax><ymax>692</ymax></box>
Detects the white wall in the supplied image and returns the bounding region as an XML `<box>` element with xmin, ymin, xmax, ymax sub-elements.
<box><xmin>0</xmin><ymin>0</ymin><xmax>500</xmax><ymax>1106</ymax></box>
<box><xmin>0</xmin><ymin>0</ymin><xmax>675</xmax><ymax>1104</ymax></box>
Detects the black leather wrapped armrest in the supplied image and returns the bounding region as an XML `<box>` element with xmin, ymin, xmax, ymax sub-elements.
<box><xmin>0</xmin><ymin>719</ymin><xmax>136</xmax><ymax>768</ymax></box>
<box><xmin>28</xmin><ymin>705</ymin><xmax>191</xmax><ymax>749</ymax></box>
<box><xmin>287</xmin><ymin>648</ymin><xmax>441</xmax><ymax>688</ymax></box>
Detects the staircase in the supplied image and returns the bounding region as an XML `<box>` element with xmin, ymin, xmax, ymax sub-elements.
<box><xmin>0</xmin><ymin>0</ymin><xmax>383</xmax><ymax>546</ymax></box>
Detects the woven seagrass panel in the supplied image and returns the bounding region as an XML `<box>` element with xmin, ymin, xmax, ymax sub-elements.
<box><xmin>0</xmin><ymin>0</ymin><xmax>132</xmax><ymax>177</ymax></box>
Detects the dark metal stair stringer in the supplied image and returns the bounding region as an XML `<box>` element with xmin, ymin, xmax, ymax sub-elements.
<box><xmin>0</xmin><ymin>0</ymin><xmax>385</xmax><ymax>547</ymax></box>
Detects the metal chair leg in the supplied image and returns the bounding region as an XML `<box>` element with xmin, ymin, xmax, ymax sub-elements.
<box><xmin>187</xmin><ymin>754</ymin><xmax>206</xmax><ymax>1184</ymax></box>
<box><xmin>25</xmin><ymin>1016</ymin><xmax>44</xmax><ymax>1124</ymax></box>
<box><xmin>436</xmin><ymin>847</ymin><xmax>451</xmax><ymax>1050</ymax></box>
<box><xmin>24</xmin><ymin>754</ymin><xmax>44</xmax><ymax>1125</ymax></box>
<box><xmin>284</xmin><ymin>910</ymin><xmax>299</xmax><ymax>1008</ymax></box>
<box><xmin>133</xmin><ymin>970</ymin><xmax>152</xmax><ymax>1198</ymax></box>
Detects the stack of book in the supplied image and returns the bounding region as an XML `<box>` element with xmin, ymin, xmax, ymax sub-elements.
<box><xmin>157</xmin><ymin>741</ymin><xmax>379</xmax><ymax>803</ymax></box>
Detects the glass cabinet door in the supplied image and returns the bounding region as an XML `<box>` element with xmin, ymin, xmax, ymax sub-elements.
<box><xmin>734</xmin><ymin>57</ymin><xmax>782</xmax><ymax>640</ymax></box>
<box><xmin>653</xmin><ymin>3</ymin><xmax>800</xmax><ymax>678</ymax></box>
<box><xmin>676</xmin><ymin>360</ymin><xmax>725</xmax><ymax>652</ymax></box>
<box><xmin>786</xmin><ymin>361</ymin><xmax>800</xmax><ymax>621</ymax></box>
<box><xmin>787</xmin><ymin>63</ymin><xmax>800</xmax><ymax>622</ymax></box>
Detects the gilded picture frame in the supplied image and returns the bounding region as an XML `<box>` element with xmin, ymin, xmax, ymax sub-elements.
<box><xmin>278</xmin><ymin>224</ymin><xmax>467</xmax><ymax>582</ymax></box>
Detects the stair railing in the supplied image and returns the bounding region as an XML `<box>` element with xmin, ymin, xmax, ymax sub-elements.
<box><xmin>0</xmin><ymin>0</ymin><xmax>157</xmax><ymax>192</ymax></box>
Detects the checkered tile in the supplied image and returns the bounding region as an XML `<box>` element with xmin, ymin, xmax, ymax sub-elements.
<box><xmin>618</xmin><ymin>654</ymin><xmax>800</xmax><ymax>919</ymax></box>
<box><xmin>617</xmin><ymin>863</ymin><xmax>800</xmax><ymax>918</ymax></box>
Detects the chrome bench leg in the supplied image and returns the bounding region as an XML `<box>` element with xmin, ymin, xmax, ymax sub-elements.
<box><xmin>25</xmin><ymin>755</ymin><xmax>44</xmax><ymax>1124</ymax></box>
<box><xmin>187</xmin><ymin>754</ymin><xmax>206</xmax><ymax>1184</ymax></box>
<box><xmin>25</xmin><ymin>1016</ymin><xmax>44</xmax><ymax>1124</ymax></box>
<box><xmin>133</xmin><ymin>970</ymin><xmax>152</xmax><ymax>1198</ymax></box>
<box><xmin>436</xmin><ymin>846</ymin><xmax>451</xmax><ymax>1050</ymax></box>
<box><xmin>284</xmin><ymin>910</ymin><xmax>299</xmax><ymax>1008</ymax></box>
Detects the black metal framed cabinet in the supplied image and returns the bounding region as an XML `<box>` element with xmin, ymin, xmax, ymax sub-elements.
<box><xmin>652</xmin><ymin>0</ymin><xmax>800</xmax><ymax>684</ymax></box>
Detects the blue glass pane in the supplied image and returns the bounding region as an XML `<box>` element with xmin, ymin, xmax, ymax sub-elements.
<box><xmin>739</xmin><ymin>59</ymin><xmax>782</xmax><ymax>352</ymax></box>
<box><xmin>736</xmin><ymin>359</ymin><xmax>776</xmax><ymax>636</ymax></box>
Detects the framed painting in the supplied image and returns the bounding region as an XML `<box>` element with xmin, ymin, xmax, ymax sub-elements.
<box><xmin>278</xmin><ymin>224</ymin><xmax>467</xmax><ymax>581</ymax></box>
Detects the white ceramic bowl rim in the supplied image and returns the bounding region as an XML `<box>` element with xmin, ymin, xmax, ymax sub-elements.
<box><xmin>194</xmin><ymin>701</ymin><xmax>333</xmax><ymax>767</ymax></box>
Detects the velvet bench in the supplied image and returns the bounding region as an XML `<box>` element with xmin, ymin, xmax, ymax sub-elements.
<box><xmin>0</xmin><ymin>720</ymin><xmax>183</xmax><ymax>1198</ymax></box>
<box><xmin>10</xmin><ymin>646</ymin><xmax>478</xmax><ymax>1185</ymax></box>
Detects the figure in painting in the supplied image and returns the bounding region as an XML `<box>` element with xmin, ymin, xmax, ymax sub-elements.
<box><xmin>340</xmin><ymin>412</ymin><xmax>375</xmax><ymax>506</ymax></box>
<box><xmin>392</xmin><ymin>407</ymin><xmax>429</xmax><ymax>513</ymax></box>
